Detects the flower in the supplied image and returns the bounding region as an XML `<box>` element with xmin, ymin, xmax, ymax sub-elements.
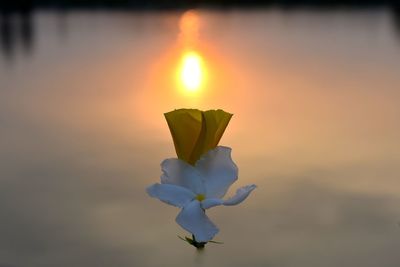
<box><xmin>147</xmin><ymin>146</ymin><xmax>256</xmax><ymax>243</ymax></box>
<box><xmin>164</xmin><ymin>109</ymin><xmax>232</xmax><ymax>165</ymax></box>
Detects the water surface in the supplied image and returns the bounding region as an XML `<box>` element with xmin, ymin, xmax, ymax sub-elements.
<box><xmin>1</xmin><ymin>8</ymin><xmax>400</xmax><ymax>267</ymax></box>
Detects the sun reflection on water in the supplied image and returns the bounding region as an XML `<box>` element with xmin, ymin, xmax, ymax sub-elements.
<box><xmin>141</xmin><ymin>9</ymin><xmax>239</xmax><ymax>120</ymax></box>
<box><xmin>177</xmin><ymin>10</ymin><xmax>207</xmax><ymax>94</ymax></box>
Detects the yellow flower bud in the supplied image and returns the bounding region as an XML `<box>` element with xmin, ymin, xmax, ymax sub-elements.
<box><xmin>164</xmin><ymin>109</ymin><xmax>233</xmax><ymax>165</ymax></box>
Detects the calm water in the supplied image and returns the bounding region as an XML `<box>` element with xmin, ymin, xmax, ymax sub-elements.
<box><xmin>1</xmin><ymin>8</ymin><xmax>400</xmax><ymax>267</ymax></box>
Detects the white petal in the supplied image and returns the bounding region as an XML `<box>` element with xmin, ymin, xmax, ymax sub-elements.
<box><xmin>223</xmin><ymin>184</ymin><xmax>257</xmax><ymax>206</ymax></box>
<box><xmin>147</xmin><ymin>183</ymin><xmax>196</xmax><ymax>208</ymax></box>
<box><xmin>176</xmin><ymin>200</ymin><xmax>219</xmax><ymax>242</ymax></box>
<box><xmin>201</xmin><ymin>198</ymin><xmax>223</xmax><ymax>209</ymax></box>
<box><xmin>195</xmin><ymin>146</ymin><xmax>238</xmax><ymax>199</ymax></box>
<box><xmin>161</xmin><ymin>159</ymin><xmax>205</xmax><ymax>195</ymax></box>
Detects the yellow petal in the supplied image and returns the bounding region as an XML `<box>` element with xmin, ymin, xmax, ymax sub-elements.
<box><xmin>164</xmin><ymin>109</ymin><xmax>232</xmax><ymax>165</ymax></box>
<box><xmin>164</xmin><ymin>109</ymin><xmax>202</xmax><ymax>163</ymax></box>
<box><xmin>204</xmin><ymin>109</ymin><xmax>233</xmax><ymax>149</ymax></box>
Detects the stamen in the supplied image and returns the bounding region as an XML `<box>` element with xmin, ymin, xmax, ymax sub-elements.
<box><xmin>196</xmin><ymin>194</ymin><xmax>205</xmax><ymax>201</ymax></box>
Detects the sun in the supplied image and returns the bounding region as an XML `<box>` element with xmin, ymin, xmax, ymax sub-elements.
<box><xmin>179</xmin><ymin>51</ymin><xmax>204</xmax><ymax>92</ymax></box>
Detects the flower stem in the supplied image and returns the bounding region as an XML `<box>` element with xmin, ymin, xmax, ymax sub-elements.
<box><xmin>191</xmin><ymin>235</ymin><xmax>207</xmax><ymax>250</ymax></box>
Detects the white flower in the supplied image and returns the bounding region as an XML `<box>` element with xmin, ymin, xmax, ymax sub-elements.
<box><xmin>146</xmin><ymin>146</ymin><xmax>256</xmax><ymax>242</ymax></box>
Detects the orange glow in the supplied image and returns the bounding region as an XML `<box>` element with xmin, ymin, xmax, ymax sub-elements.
<box><xmin>179</xmin><ymin>51</ymin><xmax>204</xmax><ymax>92</ymax></box>
<box><xmin>179</xmin><ymin>10</ymin><xmax>200</xmax><ymax>47</ymax></box>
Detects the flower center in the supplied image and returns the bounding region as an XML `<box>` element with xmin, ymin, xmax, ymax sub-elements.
<box><xmin>195</xmin><ymin>194</ymin><xmax>205</xmax><ymax>202</ymax></box>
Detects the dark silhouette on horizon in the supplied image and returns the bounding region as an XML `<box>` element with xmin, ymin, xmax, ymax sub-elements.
<box><xmin>0</xmin><ymin>13</ymin><xmax>14</xmax><ymax>59</ymax></box>
<box><xmin>0</xmin><ymin>0</ymin><xmax>400</xmax><ymax>11</ymax></box>
<box><xmin>393</xmin><ymin>5</ymin><xmax>400</xmax><ymax>40</ymax></box>
<box><xmin>0</xmin><ymin>9</ymin><xmax>34</xmax><ymax>60</ymax></box>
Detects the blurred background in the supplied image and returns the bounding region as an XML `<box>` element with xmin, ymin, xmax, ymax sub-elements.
<box><xmin>1</xmin><ymin>1</ymin><xmax>400</xmax><ymax>267</ymax></box>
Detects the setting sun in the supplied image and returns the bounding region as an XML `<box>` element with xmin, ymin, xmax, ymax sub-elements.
<box><xmin>179</xmin><ymin>51</ymin><xmax>204</xmax><ymax>92</ymax></box>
